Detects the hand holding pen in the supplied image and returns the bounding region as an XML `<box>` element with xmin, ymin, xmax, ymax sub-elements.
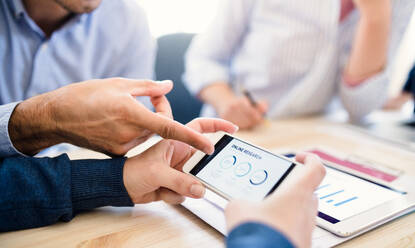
<box><xmin>199</xmin><ymin>82</ymin><xmax>268</xmax><ymax>129</ymax></box>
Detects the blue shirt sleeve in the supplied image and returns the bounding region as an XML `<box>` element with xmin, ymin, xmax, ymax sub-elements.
<box><xmin>0</xmin><ymin>102</ymin><xmax>23</xmax><ymax>157</ymax></box>
<box><xmin>226</xmin><ymin>222</ymin><xmax>295</xmax><ymax>248</ymax></box>
<box><xmin>0</xmin><ymin>154</ymin><xmax>133</xmax><ymax>232</ymax></box>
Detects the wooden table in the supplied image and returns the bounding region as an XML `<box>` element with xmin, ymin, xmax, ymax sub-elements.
<box><xmin>2</xmin><ymin>116</ymin><xmax>415</xmax><ymax>248</ymax></box>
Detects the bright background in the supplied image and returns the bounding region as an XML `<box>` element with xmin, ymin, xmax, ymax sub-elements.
<box><xmin>138</xmin><ymin>0</ymin><xmax>415</xmax><ymax>98</ymax></box>
<box><xmin>138</xmin><ymin>0</ymin><xmax>220</xmax><ymax>37</ymax></box>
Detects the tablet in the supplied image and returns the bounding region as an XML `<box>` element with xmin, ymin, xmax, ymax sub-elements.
<box><xmin>183</xmin><ymin>131</ymin><xmax>415</xmax><ymax>237</ymax></box>
<box><xmin>284</xmin><ymin>153</ymin><xmax>415</xmax><ymax>237</ymax></box>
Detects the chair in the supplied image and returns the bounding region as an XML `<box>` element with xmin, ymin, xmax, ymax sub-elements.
<box><xmin>155</xmin><ymin>33</ymin><xmax>203</xmax><ymax>124</ymax></box>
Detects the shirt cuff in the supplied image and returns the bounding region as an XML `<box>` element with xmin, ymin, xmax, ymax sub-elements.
<box><xmin>183</xmin><ymin>62</ymin><xmax>230</xmax><ymax>96</ymax></box>
<box><xmin>340</xmin><ymin>71</ymin><xmax>389</xmax><ymax>122</ymax></box>
<box><xmin>0</xmin><ymin>102</ymin><xmax>25</xmax><ymax>157</ymax></box>
<box><xmin>226</xmin><ymin>222</ymin><xmax>295</xmax><ymax>248</ymax></box>
<box><xmin>70</xmin><ymin>157</ymin><xmax>134</xmax><ymax>211</ymax></box>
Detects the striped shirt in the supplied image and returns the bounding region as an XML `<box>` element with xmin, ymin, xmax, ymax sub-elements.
<box><xmin>184</xmin><ymin>0</ymin><xmax>414</xmax><ymax>120</ymax></box>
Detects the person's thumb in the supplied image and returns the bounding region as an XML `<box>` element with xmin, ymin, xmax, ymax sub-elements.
<box><xmin>141</xmin><ymin>140</ymin><xmax>206</xmax><ymax>198</ymax></box>
<box><xmin>294</xmin><ymin>153</ymin><xmax>326</xmax><ymax>192</ymax></box>
<box><xmin>268</xmin><ymin>153</ymin><xmax>325</xmax><ymax>201</ymax></box>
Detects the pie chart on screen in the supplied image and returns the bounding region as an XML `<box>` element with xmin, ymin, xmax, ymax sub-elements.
<box><xmin>234</xmin><ymin>162</ymin><xmax>252</xmax><ymax>177</ymax></box>
<box><xmin>220</xmin><ymin>155</ymin><xmax>237</xmax><ymax>169</ymax></box>
<box><xmin>250</xmin><ymin>170</ymin><xmax>268</xmax><ymax>185</ymax></box>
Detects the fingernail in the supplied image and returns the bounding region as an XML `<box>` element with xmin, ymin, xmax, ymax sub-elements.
<box><xmin>205</xmin><ymin>146</ymin><xmax>214</xmax><ymax>155</ymax></box>
<box><xmin>233</xmin><ymin>125</ymin><xmax>239</xmax><ymax>132</ymax></box>
<box><xmin>158</xmin><ymin>80</ymin><xmax>173</xmax><ymax>85</ymax></box>
<box><xmin>190</xmin><ymin>184</ymin><xmax>205</xmax><ymax>198</ymax></box>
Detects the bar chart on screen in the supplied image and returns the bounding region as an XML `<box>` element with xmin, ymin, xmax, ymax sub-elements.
<box><xmin>316</xmin><ymin>167</ymin><xmax>402</xmax><ymax>222</ymax></box>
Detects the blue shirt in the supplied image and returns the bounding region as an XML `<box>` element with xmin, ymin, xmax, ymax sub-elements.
<box><xmin>227</xmin><ymin>222</ymin><xmax>294</xmax><ymax>248</ymax></box>
<box><xmin>0</xmin><ymin>0</ymin><xmax>155</xmax><ymax>156</ymax></box>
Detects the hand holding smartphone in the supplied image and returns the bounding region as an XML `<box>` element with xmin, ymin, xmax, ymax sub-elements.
<box><xmin>183</xmin><ymin>131</ymin><xmax>298</xmax><ymax>201</ymax></box>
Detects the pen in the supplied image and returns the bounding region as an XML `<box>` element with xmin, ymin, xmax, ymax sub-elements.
<box><xmin>242</xmin><ymin>89</ymin><xmax>257</xmax><ymax>107</ymax></box>
<box><xmin>241</xmin><ymin>88</ymin><xmax>271</xmax><ymax>127</ymax></box>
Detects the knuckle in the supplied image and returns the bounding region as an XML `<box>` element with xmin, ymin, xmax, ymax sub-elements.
<box><xmin>111</xmin><ymin>77</ymin><xmax>124</xmax><ymax>86</ymax></box>
<box><xmin>252</xmin><ymin>114</ymin><xmax>262</xmax><ymax>123</ymax></box>
<box><xmin>117</xmin><ymin>131</ymin><xmax>133</xmax><ymax>144</ymax></box>
<box><xmin>316</xmin><ymin>163</ymin><xmax>326</xmax><ymax>177</ymax></box>
<box><xmin>160</xmin><ymin>124</ymin><xmax>175</xmax><ymax>138</ymax></box>
<box><xmin>173</xmin><ymin>175</ymin><xmax>186</xmax><ymax>188</ymax></box>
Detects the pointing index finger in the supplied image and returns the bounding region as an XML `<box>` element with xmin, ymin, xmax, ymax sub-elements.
<box><xmin>138</xmin><ymin>109</ymin><xmax>214</xmax><ymax>154</ymax></box>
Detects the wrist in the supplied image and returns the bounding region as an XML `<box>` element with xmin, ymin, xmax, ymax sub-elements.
<box><xmin>71</xmin><ymin>156</ymin><xmax>133</xmax><ymax>210</ymax></box>
<box><xmin>8</xmin><ymin>93</ymin><xmax>62</xmax><ymax>155</ymax></box>
<box><xmin>200</xmin><ymin>82</ymin><xmax>236</xmax><ymax>111</ymax></box>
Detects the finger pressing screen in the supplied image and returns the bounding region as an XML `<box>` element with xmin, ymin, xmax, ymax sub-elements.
<box><xmin>138</xmin><ymin>109</ymin><xmax>215</xmax><ymax>154</ymax></box>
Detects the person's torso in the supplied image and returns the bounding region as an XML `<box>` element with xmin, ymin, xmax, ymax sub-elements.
<box><xmin>0</xmin><ymin>0</ymin><xmax>143</xmax><ymax>104</ymax></box>
<box><xmin>218</xmin><ymin>0</ymin><xmax>359</xmax><ymax>118</ymax></box>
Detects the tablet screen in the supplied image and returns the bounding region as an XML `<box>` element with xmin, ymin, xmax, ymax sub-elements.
<box><xmin>189</xmin><ymin>135</ymin><xmax>295</xmax><ymax>201</ymax></box>
<box><xmin>316</xmin><ymin>167</ymin><xmax>404</xmax><ymax>224</ymax></box>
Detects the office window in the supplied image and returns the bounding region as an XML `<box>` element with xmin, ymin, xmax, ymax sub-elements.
<box><xmin>138</xmin><ymin>0</ymin><xmax>220</xmax><ymax>37</ymax></box>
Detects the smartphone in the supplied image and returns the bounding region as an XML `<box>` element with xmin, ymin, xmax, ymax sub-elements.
<box><xmin>183</xmin><ymin>131</ymin><xmax>298</xmax><ymax>201</ymax></box>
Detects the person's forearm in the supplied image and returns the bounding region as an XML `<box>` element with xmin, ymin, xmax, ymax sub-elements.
<box><xmin>0</xmin><ymin>154</ymin><xmax>132</xmax><ymax>232</ymax></box>
<box><xmin>8</xmin><ymin>92</ymin><xmax>62</xmax><ymax>155</ymax></box>
<box><xmin>344</xmin><ymin>1</ymin><xmax>391</xmax><ymax>86</ymax></box>
<box><xmin>199</xmin><ymin>82</ymin><xmax>235</xmax><ymax>110</ymax></box>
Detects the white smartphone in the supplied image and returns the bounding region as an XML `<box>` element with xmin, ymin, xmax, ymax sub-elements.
<box><xmin>183</xmin><ymin>131</ymin><xmax>298</xmax><ymax>202</ymax></box>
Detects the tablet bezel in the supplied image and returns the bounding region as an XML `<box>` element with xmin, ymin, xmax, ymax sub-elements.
<box><xmin>317</xmin><ymin>193</ymin><xmax>414</xmax><ymax>237</ymax></box>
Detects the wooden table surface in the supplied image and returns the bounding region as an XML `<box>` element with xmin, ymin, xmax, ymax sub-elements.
<box><xmin>2</xmin><ymin>116</ymin><xmax>415</xmax><ymax>248</ymax></box>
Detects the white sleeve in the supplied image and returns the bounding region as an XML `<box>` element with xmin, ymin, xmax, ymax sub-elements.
<box><xmin>183</xmin><ymin>0</ymin><xmax>255</xmax><ymax>95</ymax></box>
<box><xmin>0</xmin><ymin>102</ymin><xmax>24</xmax><ymax>157</ymax></box>
<box><xmin>340</xmin><ymin>0</ymin><xmax>415</xmax><ymax>121</ymax></box>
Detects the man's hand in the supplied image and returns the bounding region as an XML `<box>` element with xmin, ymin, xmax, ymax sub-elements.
<box><xmin>200</xmin><ymin>83</ymin><xmax>267</xmax><ymax>130</ymax></box>
<box><xmin>9</xmin><ymin>78</ymin><xmax>223</xmax><ymax>156</ymax></box>
<box><xmin>123</xmin><ymin>118</ymin><xmax>238</xmax><ymax>204</ymax></box>
<box><xmin>225</xmin><ymin>153</ymin><xmax>326</xmax><ymax>248</ymax></box>
<box><xmin>217</xmin><ymin>96</ymin><xmax>268</xmax><ymax>130</ymax></box>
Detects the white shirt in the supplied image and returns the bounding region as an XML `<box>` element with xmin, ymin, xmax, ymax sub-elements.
<box><xmin>184</xmin><ymin>0</ymin><xmax>414</xmax><ymax>120</ymax></box>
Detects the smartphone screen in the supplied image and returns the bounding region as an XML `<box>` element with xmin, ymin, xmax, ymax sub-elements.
<box><xmin>189</xmin><ymin>135</ymin><xmax>296</xmax><ymax>201</ymax></box>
